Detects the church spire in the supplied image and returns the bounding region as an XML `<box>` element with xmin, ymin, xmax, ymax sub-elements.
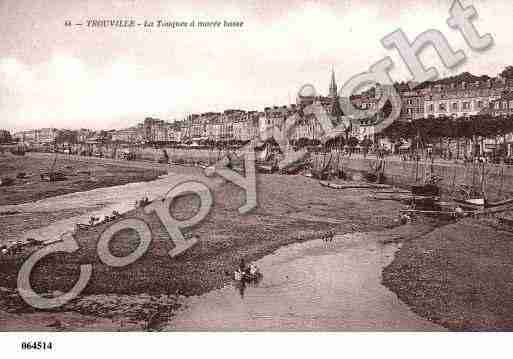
<box><xmin>328</xmin><ymin>67</ymin><xmax>344</xmax><ymax>119</ymax></box>
<box><xmin>329</xmin><ymin>67</ymin><xmax>337</xmax><ymax>98</ymax></box>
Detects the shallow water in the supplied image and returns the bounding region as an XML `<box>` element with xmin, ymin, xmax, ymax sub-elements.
<box><xmin>0</xmin><ymin>171</ymin><xmax>212</xmax><ymax>244</ymax></box>
<box><xmin>167</xmin><ymin>233</ymin><xmax>442</xmax><ymax>331</ymax></box>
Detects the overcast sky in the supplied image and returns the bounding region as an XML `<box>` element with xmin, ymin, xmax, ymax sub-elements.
<box><xmin>1</xmin><ymin>0</ymin><xmax>512</xmax><ymax>132</ymax></box>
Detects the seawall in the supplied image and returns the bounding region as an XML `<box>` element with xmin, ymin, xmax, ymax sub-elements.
<box><xmin>322</xmin><ymin>155</ymin><xmax>513</xmax><ymax>201</ymax></box>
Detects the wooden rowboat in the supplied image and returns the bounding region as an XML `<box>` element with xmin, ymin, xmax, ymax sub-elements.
<box><xmin>319</xmin><ymin>180</ymin><xmax>391</xmax><ymax>190</ymax></box>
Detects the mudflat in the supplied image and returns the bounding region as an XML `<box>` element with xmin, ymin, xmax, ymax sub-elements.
<box><xmin>0</xmin><ymin>153</ymin><xmax>166</xmax><ymax>206</ymax></box>
<box><xmin>383</xmin><ymin>217</ymin><xmax>513</xmax><ymax>330</ymax></box>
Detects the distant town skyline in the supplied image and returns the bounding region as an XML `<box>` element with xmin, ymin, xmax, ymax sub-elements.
<box><xmin>1</xmin><ymin>0</ymin><xmax>513</xmax><ymax>132</ymax></box>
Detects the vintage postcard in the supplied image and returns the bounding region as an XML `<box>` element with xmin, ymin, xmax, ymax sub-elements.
<box><xmin>1</xmin><ymin>0</ymin><xmax>513</xmax><ymax>356</ymax></box>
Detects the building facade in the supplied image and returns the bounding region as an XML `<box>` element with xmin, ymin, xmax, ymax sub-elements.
<box><xmin>14</xmin><ymin>128</ymin><xmax>59</xmax><ymax>144</ymax></box>
<box><xmin>423</xmin><ymin>76</ymin><xmax>510</xmax><ymax>119</ymax></box>
<box><xmin>0</xmin><ymin>129</ymin><xmax>12</xmax><ymax>143</ymax></box>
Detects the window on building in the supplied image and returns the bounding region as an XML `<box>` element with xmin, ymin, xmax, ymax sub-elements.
<box><xmin>477</xmin><ymin>100</ymin><xmax>483</xmax><ymax>109</ymax></box>
<box><xmin>462</xmin><ymin>102</ymin><xmax>470</xmax><ymax>110</ymax></box>
<box><xmin>428</xmin><ymin>104</ymin><xmax>434</xmax><ymax>112</ymax></box>
<box><xmin>452</xmin><ymin>102</ymin><xmax>458</xmax><ymax>111</ymax></box>
<box><xmin>495</xmin><ymin>102</ymin><xmax>500</xmax><ymax>109</ymax></box>
<box><xmin>439</xmin><ymin>103</ymin><xmax>446</xmax><ymax>112</ymax></box>
<box><xmin>503</xmin><ymin>101</ymin><xmax>508</xmax><ymax>109</ymax></box>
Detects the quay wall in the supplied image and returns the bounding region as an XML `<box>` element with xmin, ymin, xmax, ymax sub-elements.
<box><xmin>315</xmin><ymin>154</ymin><xmax>513</xmax><ymax>201</ymax></box>
<box><xmin>150</xmin><ymin>148</ymin><xmax>513</xmax><ymax>201</ymax></box>
<box><xmin>139</xmin><ymin>147</ymin><xmax>231</xmax><ymax>165</ymax></box>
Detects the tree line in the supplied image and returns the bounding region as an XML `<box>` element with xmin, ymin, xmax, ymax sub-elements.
<box><xmin>381</xmin><ymin>115</ymin><xmax>513</xmax><ymax>141</ymax></box>
<box><xmin>379</xmin><ymin>114</ymin><xmax>513</xmax><ymax>158</ymax></box>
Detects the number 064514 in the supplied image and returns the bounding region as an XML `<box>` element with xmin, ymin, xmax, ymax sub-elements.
<box><xmin>21</xmin><ymin>342</ymin><xmax>53</xmax><ymax>350</ymax></box>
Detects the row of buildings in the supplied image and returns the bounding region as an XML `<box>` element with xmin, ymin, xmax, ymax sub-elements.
<box><xmin>0</xmin><ymin>129</ymin><xmax>12</xmax><ymax>143</ymax></box>
<box><xmin>121</xmin><ymin>70</ymin><xmax>359</xmax><ymax>145</ymax></box>
<box><xmin>12</xmin><ymin>128</ymin><xmax>103</xmax><ymax>145</ymax></box>
<box><xmin>9</xmin><ymin>69</ymin><xmax>368</xmax><ymax>146</ymax></box>
<box><xmin>12</xmin><ymin>128</ymin><xmax>60</xmax><ymax>144</ymax></box>
<box><xmin>398</xmin><ymin>72</ymin><xmax>513</xmax><ymax>121</ymax></box>
<box><xmin>10</xmin><ymin>70</ymin><xmax>513</xmax><ymax>147</ymax></box>
<box><xmin>109</xmin><ymin>113</ymin><xmax>261</xmax><ymax>143</ymax></box>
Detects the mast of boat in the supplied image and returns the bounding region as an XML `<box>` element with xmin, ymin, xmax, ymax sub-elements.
<box><xmin>49</xmin><ymin>151</ymin><xmax>58</xmax><ymax>177</ymax></box>
<box><xmin>471</xmin><ymin>116</ymin><xmax>477</xmax><ymax>193</ymax></box>
<box><xmin>498</xmin><ymin>161</ymin><xmax>505</xmax><ymax>198</ymax></box>
<box><xmin>334</xmin><ymin>149</ymin><xmax>340</xmax><ymax>174</ymax></box>
<box><xmin>414</xmin><ymin>124</ymin><xmax>420</xmax><ymax>183</ymax></box>
<box><xmin>480</xmin><ymin>160</ymin><xmax>487</xmax><ymax>204</ymax></box>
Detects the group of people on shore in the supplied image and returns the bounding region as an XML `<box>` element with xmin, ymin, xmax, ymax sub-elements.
<box><xmin>88</xmin><ymin>210</ymin><xmax>122</xmax><ymax>226</ymax></box>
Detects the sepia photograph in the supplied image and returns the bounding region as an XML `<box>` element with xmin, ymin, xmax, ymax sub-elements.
<box><xmin>1</xmin><ymin>0</ymin><xmax>513</xmax><ymax>356</ymax></box>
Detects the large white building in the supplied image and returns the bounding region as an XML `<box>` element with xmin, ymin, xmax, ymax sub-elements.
<box><xmin>423</xmin><ymin>78</ymin><xmax>507</xmax><ymax>118</ymax></box>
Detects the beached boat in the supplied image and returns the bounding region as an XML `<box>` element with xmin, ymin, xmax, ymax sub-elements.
<box><xmin>40</xmin><ymin>172</ymin><xmax>67</xmax><ymax>182</ymax></box>
<box><xmin>411</xmin><ymin>184</ymin><xmax>440</xmax><ymax>197</ymax></box>
<box><xmin>256</xmin><ymin>164</ymin><xmax>274</xmax><ymax>174</ymax></box>
<box><xmin>319</xmin><ymin>180</ymin><xmax>390</xmax><ymax>190</ymax></box>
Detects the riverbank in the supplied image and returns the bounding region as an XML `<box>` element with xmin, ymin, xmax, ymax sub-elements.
<box><xmin>0</xmin><ymin>153</ymin><xmax>167</xmax><ymax>244</ymax></box>
<box><xmin>383</xmin><ymin>217</ymin><xmax>513</xmax><ymax>330</ymax></box>
<box><xmin>0</xmin><ymin>167</ymin><xmax>437</xmax><ymax>330</ymax></box>
<box><xmin>0</xmin><ymin>153</ymin><xmax>166</xmax><ymax>206</ymax></box>
<box><xmin>0</xmin><ymin>206</ymin><xmax>105</xmax><ymax>245</ymax></box>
